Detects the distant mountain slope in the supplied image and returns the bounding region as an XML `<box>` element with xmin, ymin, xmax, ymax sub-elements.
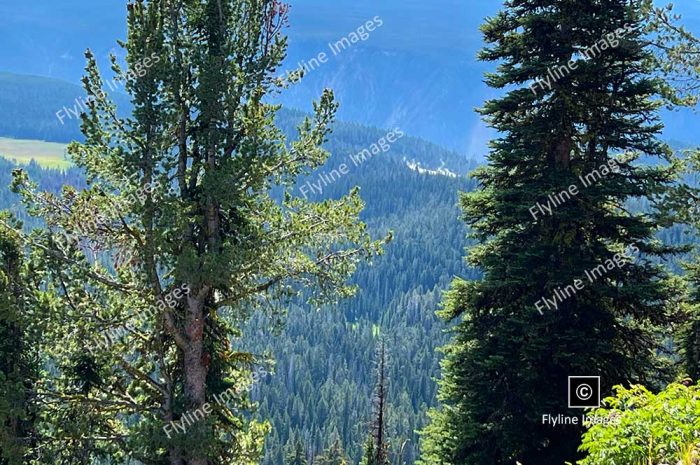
<box><xmin>2</xmin><ymin>0</ymin><xmax>699</xmax><ymax>153</ymax></box>
<box><xmin>0</xmin><ymin>73</ymin><xmax>475</xmax><ymax>176</ymax></box>
<box><xmin>245</xmin><ymin>157</ymin><xmax>479</xmax><ymax>465</ymax></box>
<box><xmin>0</xmin><ymin>0</ymin><xmax>497</xmax><ymax>153</ymax></box>
<box><xmin>0</xmin><ymin>72</ymin><xmax>131</xmax><ymax>142</ymax></box>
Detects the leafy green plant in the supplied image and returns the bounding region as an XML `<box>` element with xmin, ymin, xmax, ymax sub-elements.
<box><xmin>579</xmin><ymin>382</ymin><xmax>700</xmax><ymax>465</ymax></box>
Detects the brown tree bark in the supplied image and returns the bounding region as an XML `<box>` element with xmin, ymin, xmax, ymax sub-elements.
<box><xmin>183</xmin><ymin>292</ymin><xmax>209</xmax><ymax>465</ymax></box>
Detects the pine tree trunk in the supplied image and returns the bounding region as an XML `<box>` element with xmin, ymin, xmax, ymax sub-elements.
<box><xmin>183</xmin><ymin>294</ymin><xmax>208</xmax><ymax>465</ymax></box>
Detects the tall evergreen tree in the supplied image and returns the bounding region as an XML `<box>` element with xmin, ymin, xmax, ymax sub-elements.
<box><xmin>421</xmin><ymin>1</ymin><xmax>680</xmax><ymax>464</ymax></box>
<box><xmin>11</xmin><ymin>0</ymin><xmax>382</xmax><ymax>463</ymax></box>
<box><xmin>0</xmin><ymin>215</ymin><xmax>37</xmax><ymax>465</ymax></box>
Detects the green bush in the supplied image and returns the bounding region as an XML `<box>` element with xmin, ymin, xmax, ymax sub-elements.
<box><xmin>578</xmin><ymin>382</ymin><xmax>700</xmax><ymax>465</ymax></box>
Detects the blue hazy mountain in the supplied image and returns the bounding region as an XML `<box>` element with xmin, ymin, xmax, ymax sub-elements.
<box><xmin>2</xmin><ymin>0</ymin><xmax>700</xmax><ymax>157</ymax></box>
<box><xmin>0</xmin><ymin>72</ymin><xmax>476</xmax><ymax>177</ymax></box>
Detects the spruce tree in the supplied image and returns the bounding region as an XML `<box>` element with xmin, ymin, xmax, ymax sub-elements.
<box><xmin>421</xmin><ymin>1</ymin><xmax>679</xmax><ymax>464</ymax></box>
<box><xmin>11</xmin><ymin>0</ymin><xmax>382</xmax><ymax>463</ymax></box>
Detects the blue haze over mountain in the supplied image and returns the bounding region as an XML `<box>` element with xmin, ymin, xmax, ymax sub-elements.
<box><xmin>2</xmin><ymin>0</ymin><xmax>700</xmax><ymax>157</ymax></box>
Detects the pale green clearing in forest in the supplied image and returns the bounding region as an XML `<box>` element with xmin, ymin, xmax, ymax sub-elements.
<box><xmin>0</xmin><ymin>137</ymin><xmax>70</xmax><ymax>169</ymax></box>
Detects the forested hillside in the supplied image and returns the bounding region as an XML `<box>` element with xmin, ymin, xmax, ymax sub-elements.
<box><xmin>0</xmin><ymin>73</ymin><xmax>131</xmax><ymax>143</ymax></box>
<box><xmin>246</xmin><ymin>153</ymin><xmax>478</xmax><ymax>465</ymax></box>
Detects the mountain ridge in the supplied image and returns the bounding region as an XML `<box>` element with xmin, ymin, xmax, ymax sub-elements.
<box><xmin>0</xmin><ymin>72</ymin><xmax>477</xmax><ymax>176</ymax></box>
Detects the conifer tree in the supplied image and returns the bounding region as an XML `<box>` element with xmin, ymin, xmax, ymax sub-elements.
<box><xmin>286</xmin><ymin>438</ymin><xmax>308</xmax><ymax>465</ymax></box>
<box><xmin>663</xmin><ymin>155</ymin><xmax>700</xmax><ymax>382</ymax></box>
<box><xmin>0</xmin><ymin>215</ymin><xmax>37</xmax><ymax>465</ymax></box>
<box><xmin>421</xmin><ymin>1</ymin><xmax>680</xmax><ymax>464</ymax></box>
<box><xmin>11</xmin><ymin>0</ymin><xmax>382</xmax><ymax>463</ymax></box>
